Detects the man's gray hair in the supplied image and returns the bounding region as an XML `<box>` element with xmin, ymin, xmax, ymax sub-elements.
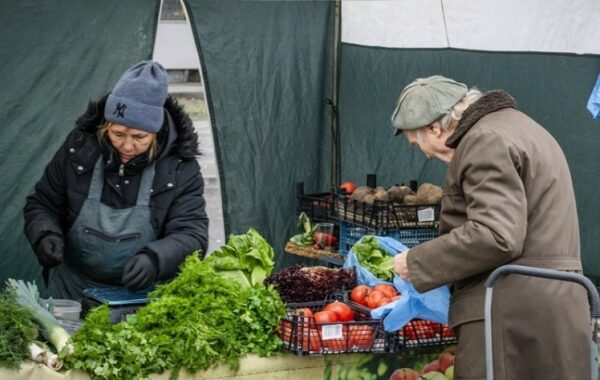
<box><xmin>437</xmin><ymin>89</ymin><xmax>483</xmax><ymax>130</ymax></box>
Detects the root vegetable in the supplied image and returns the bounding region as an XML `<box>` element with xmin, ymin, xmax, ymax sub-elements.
<box><xmin>416</xmin><ymin>183</ymin><xmax>443</xmax><ymax>204</ymax></box>
<box><xmin>362</xmin><ymin>194</ymin><xmax>376</xmax><ymax>205</ymax></box>
<box><xmin>373</xmin><ymin>189</ymin><xmax>389</xmax><ymax>201</ymax></box>
<box><xmin>403</xmin><ymin>194</ymin><xmax>418</xmax><ymax>205</ymax></box>
<box><xmin>350</xmin><ymin>186</ymin><xmax>372</xmax><ymax>201</ymax></box>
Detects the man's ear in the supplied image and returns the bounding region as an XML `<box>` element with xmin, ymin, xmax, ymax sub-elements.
<box><xmin>428</xmin><ymin>123</ymin><xmax>443</xmax><ymax>137</ymax></box>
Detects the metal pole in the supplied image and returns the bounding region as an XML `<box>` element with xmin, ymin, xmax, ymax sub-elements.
<box><xmin>330</xmin><ymin>0</ymin><xmax>341</xmax><ymax>189</ymax></box>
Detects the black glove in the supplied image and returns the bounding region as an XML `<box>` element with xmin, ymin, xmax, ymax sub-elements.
<box><xmin>122</xmin><ymin>253</ymin><xmax>157</xmax><ymax>291</ymax></box>
<box><xmin>35</xmin><ymin>235</ymin><xmax>65</xmax><ymax>268</ymax></box>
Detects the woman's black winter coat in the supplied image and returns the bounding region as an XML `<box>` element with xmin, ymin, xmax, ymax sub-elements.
<box><xmin>24</xmin><ymin>95</ymin><xmax>209</xmax><ymax>279</ymax></box>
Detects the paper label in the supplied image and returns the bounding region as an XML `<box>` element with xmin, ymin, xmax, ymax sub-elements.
<box><xmin>417</xmin><ymin>207</ymin><xmax>435</xmax><ymax>222</ymax></box>
<box><xmin>321</xmin><ymin>324</ymin><xmax>343</xmax><ymax>340</ymax></box>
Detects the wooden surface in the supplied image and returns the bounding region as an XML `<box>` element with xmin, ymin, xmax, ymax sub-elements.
<box><xmin>284</xmin><ymin>242</ymin><xmax>345</xmax><ymax>265</ymax></box>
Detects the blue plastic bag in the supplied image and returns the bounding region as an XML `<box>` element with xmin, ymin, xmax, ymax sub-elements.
<box><xmin>344</xmin><ymin>235</ymin><xmax>450</xmax><ymax>332</ymax></box>
<box><xmin>587</xmin><ymin>72</ymin><xmax>600</xmax><ymax>119</ymax></box>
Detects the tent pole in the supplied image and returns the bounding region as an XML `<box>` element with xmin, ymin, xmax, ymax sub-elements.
<box><xmin>330</xmin><ymin>0</ymin><xmax>341</xmax><ymax>190</ymax></box>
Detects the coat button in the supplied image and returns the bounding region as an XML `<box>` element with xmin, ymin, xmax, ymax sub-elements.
<box><xmin>124</xmin><ymin>180</ymin><xmax>129</xmax><ymax>185</ymax></box>
<box><xmin>116</xmin><ymin>184</ymin><xmax>120</xmax><ymax>188</ymax></box>
<box><xmin>167</xmin><ymin>183</ymin><xmax>174</xmax><ymax>188</ymax></box>
<box><xmin>77</xmin><ymin>165</ymin><xmax>84</xmax><ymax>171</ymax></box>
<box><xmin>69</xmin><ymin>148</ymin><xmax>75</xmax><ymax>153</ymax></box>
<box><xmin>150</xmin><ymin>188</ymin><xmax>154</xmax><ymax>193</ymax></box>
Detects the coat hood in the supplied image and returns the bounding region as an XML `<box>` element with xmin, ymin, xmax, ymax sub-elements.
<box><xmin>75</xmin><ymin>94</ymin><xmax>200</xmax><ymax>159</ymax></box>
<box><xmin>445</xmin><ymin>90</ymin><xmax>517</xmax><ymax>149</ymax></box>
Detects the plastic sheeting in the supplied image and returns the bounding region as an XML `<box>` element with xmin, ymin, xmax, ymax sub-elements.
<box><xmin>338</xmin><ymin>46</ymin><xmax>600</xmax><ymax>279</ymax></box>
<box><xmin>342</xmin><ymin>0</ymin><xmax>600</xmax><ymax>55</ymax></box>
<box><xmin>185</xmin><ymin>1</ymin><xmax>334</xmax><ymax>269</ymax></box>
<box><xmin>0</xmin><ymin>0</ymin><xmax>159</xmax><ymax>289</ymax></box>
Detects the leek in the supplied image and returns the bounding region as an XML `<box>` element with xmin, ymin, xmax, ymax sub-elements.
<box><xmin>6</xmin><ymin>279</ymin><xmax>73</xmax><ymax>356</ymax></box>
<box><xmin>28</xmin><ymin>342</ymin><xmax>63</xmax><ymax>370</ymax></box>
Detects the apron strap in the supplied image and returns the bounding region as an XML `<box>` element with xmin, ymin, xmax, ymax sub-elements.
<box><xmin>136</xmin><ymin>163</ymin><xmax>156</xmax><ymax>207</ymax></box>
<box><xmin>87</xmin><ymin>158</ymin><xmax>105</xmax><ymax>202</ymax></box>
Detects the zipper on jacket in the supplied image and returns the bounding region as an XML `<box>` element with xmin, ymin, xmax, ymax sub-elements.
<box><xmin>83</xmin><ymin>227</ymin><xmax>141</xmax><ymax>243</ymax></box>
<box><xmin>118</xmin><ymin>164</ymin><xmax>125</xmax><ymax>177</ymax></box>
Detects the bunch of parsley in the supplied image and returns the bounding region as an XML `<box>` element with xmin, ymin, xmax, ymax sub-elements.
<box><xmin>64</xmin><ymin>254</ymin><xmax>286</xmax><ymax>380</ymax></box>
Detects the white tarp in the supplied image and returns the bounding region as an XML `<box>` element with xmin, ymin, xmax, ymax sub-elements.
<box><xmin>342</xmin><ymin>0</ymin><xmax>600</xmax><ymax>55</ymax></box>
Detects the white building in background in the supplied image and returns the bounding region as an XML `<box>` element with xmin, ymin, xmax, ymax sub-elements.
<box><xmin>153</xmin><ymin>0</ymin><xmax>225</xmax><ymax>255</ymax></box>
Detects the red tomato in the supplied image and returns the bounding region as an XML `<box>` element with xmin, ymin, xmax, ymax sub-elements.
<box><xmin>404</xmin><ymin>320</ymin><xmax>437</xmax><ymax>340</ymax></box>
<box><xmin>347</xmin><ymin>325</ymin><xmax>374</xmax><ymax>350</ymax></box>
<box><xmin>313</xmin><ymin>232</ymin><xmax>338</xmax><ymax>247</ymax></box>
<box><xmin>442</xmin><ymin>325</ymin><xmax>455</xmax><ymax>338</ymax></box>
<box><xmin>350</xmin><ymin>285</ymin><xmax>372</xmax><ymax>306</ymax></box>
<box><xmin>373</xmin><ymin>284</ymin><xmax>397</xmax><ymax>298</ymax></box>
<box><xmin>323</xmin><ymin>301</ymin><xmax>354</xmax><ymax>322</ymax></box>
<box><xmin>377</xmin><ymin>297</ymin><xmax>391</xmax><ymax>308</ymax></box>
<box><xmin>314</xmin><ymin>310</ymin><xmax>338</xmax><ymax>323</ymax></box>
<box><xmin>293</xmin><ymin>307</ymin><xmax>314</xmax><ymax>324</ymax></box>
<box><xmin>299</xmin><ymin>327</ymin><xmax>322</xmax><ymax>352</ymax></box>
<box><xmin>365</xmin><ymin>290</ymin><xmax>386</xmax><ymax>308</ymax></box>
<box><xmin>339</xmin><ymin>181</ymin><xmax>357</xmax><ymax>195</ymax></box>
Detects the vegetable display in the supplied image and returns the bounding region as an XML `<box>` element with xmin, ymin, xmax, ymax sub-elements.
<box><xmin>64</xmin><ymin>229</ymin><xmax>287</xmax><ymax>380</ymax></box>
<box><xmin>204</xmin><ymin>228</ymin><xmax>274</xmax><ymax>287</ymax></box>
<box><xmin>352</xmin><ymin>236</ymin><xmax>395</xmax><ymax>281</ymax></box>
<box><xmin>289</xmin><ymin>212</ymin><xmax>317</xmax><ymax>247</ymax></box>
<box><xmin>3</xmin><ymin>279</ymin><xmax>72</xmax><ymax>370</ymax></box>
<box><xmin>264</xmin><ymin>265</ymin><xmax>355</xmax><ymax>303</ymax></box>
<box><xmin>0</xmin><ymin>292</ymin><xmax>38</xmax><ymax>370</ymax></box>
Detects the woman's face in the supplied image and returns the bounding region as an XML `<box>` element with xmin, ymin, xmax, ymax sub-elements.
<box><xmin>107</xmin><ymin>123</ymin><xmax>155</xmax><ymax>163</ymax></box>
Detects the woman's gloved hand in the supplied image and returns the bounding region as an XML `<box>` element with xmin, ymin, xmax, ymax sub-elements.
<box><xmin>35</xmin><ymin>235</ymin><xmax>65</xmax><ymax>268</ymax></box>
<box><xmin>122</xmin><ymin>253</ymin><xmax>157</xmax><ymax>291</ymax></box>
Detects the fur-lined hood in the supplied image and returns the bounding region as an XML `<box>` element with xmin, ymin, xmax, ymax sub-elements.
<box><xmin>446</xmin><ymin>90</ymin><xmax>517</xmax><ymax>149</ymax></box>
<box><xmin>74</xmin><ymin>94</ymin><xmax>200</xmax><ymax>159</ymax></box>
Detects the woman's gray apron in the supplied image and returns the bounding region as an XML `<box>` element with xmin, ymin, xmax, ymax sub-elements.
<box><xmin>47</xmin><ymin>158</ymin><xmax>156</xmax><ymax>301</ymax></box>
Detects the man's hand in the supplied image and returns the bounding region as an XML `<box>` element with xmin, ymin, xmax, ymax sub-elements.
<box><xmin>35</xmin><ymin>235</ymin><xmax>65</xmax><ymax>268</ymax></box>
<box><xmin>393</xmin><ymin>250</ymin><xmax>410</xmax><ymax>280</ymax></box>
<box><xmin>122</xmin><ymin>253</ymin><xmax>157</xmax><ymax>291</ymax></box>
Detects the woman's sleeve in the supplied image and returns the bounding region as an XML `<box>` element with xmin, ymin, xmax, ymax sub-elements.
<box><xmin>144</xmin><ymin>160</ymin><xmax>209</xmax><ymax>279</ymax></box>
<box><xmin>23</xmin><ymin>134</ymin><xmax>71</xmax><ymax>247</ymax></box>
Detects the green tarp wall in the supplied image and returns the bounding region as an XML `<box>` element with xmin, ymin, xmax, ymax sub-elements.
<box><xmin>186</xmin><ymin>0</ymin><xmax>334</xmax><ymax>269</ymax></box>
<box><xmin>338</xmin><ymin>45</ymin><xmax>600</xmax><ymax>280</ymax></box>
<box><xmin>0</xmin><ymin>0</ymin><xmax>159</xmax><ymax>289</ymax></box>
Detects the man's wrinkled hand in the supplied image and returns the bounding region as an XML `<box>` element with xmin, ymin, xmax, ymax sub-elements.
<box><xmin>393</xmin><ymin>250</ymin><xmax>410</xmax><ymax>280</ymax></box>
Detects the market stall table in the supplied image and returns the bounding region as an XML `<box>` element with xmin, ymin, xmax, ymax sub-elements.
<box><xmin>0</xmin><ymin>352</ymin><xmax>394</xmax><ymax>380</ymax></box>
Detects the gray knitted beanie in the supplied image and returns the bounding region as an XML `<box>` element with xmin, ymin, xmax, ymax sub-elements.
<box><xmin>104</xmin><ymin>61</ymin><xmax>168</xmax><ymax>133</ymax></box>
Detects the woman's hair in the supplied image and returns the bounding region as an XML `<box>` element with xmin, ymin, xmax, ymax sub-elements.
<box><xmin>97</xmin><ymin>122</ymin><xmax>158</xmax><ymax>161</ymax></box>
<box><xmin>437</xmin><ymin>88</ymin><xmax>483</xmax><ymax>130</ymax></box>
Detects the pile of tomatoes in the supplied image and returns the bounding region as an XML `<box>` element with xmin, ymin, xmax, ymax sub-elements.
<box><xmin>280</xmin><ymin>301</ymin><xmax>377</xmax><ymax>352</ymax></box>
<box><xmin>350</xmin><ymin>283</ymin><xmax>400</xmax><ymax>309</ymax></box>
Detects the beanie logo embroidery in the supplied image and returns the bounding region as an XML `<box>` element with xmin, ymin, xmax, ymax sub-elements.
<box><xmin>113</xmin><ymin>102</ymin><xmax>127</xmax><ymax>118</ymax></box>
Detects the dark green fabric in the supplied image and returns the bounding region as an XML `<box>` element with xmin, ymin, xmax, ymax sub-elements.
<box><xmin>0</xmin><ymin>0</ymin><xmax>158</xmax><ymax>289</ymax></box>
<box><xmin>186</xmin><ymin>1</ymin><xmax>333</xmax><ymax>269</ymax></box>
<box><xmin>338</xmin><ymin>45</ymin><xmax>600</xmax><ymax>279</ymax></box>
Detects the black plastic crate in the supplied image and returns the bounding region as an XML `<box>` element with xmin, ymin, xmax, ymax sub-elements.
<box><xmin>278</xmin><ymin>299</ymin><xmax>388</xmax><ymax>355</ymax></box>
<box><xmin>334</xmin><ymin>292</ymin><xmax>457</xmax><ymax>353</ymax></box>
<box><xmin>333</xmin><ymin>192</ymin><xmax>441</xmax><ymax>230</ymax></box>
<box><xmin>296</xmin><ymin>182</ymin><xmax>336</xmax><ymax>224</ymax></box>
<box><xmin>392</xmin><ymin>319</ymin><xmax>457</xmax><ymax>350</ymax></box>
<box><xmin>338</xmin><ymin>221</ymin><xmax>439</xmax><ymax>255</ymax></box>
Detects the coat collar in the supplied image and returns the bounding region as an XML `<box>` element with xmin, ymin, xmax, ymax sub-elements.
<box><xmin>445</xmin><ymin>90</ymin><xmax>517</xmax><ymax>148</ymax></box>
